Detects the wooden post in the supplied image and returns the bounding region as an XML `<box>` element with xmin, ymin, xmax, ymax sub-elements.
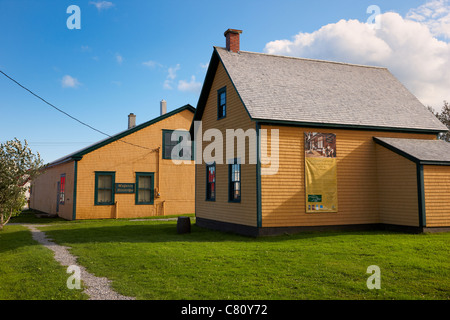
<box><xmin>177</xmin><ymin>216</ymin><xmax>191</xmax><ymax>234</ymax></box>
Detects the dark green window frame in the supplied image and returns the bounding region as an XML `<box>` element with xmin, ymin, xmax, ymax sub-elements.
<box><xmin>217</xmin><ymin>86</ymin><xmax>226</xmax><ymax>119</ymax></box>
<box><xmin>135</xmin><ymin>172</ymin><xmax>154</xmax><ymax>205</ymax></box>
<box><xmin>206</xmin><ymin>162</ymin><xmax>216</xmax><ymax>201</ymax></box>
<box><xmin>162</xmin><ymin>129</ymin><xmax>192</xmax><ymax>160</ymax></box>
<box><xmin>228</xmin><ymin>159</ymin><xmax>241</xmax><ymax>203</ymax></box>
<box><xmin>94</xmin><ymin>171</ymin><xmax>115</xmax><ymax>205</ymax></box>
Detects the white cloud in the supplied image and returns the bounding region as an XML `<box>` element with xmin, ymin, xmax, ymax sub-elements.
<box><xmin>90</xmin><ymin>1</ymin><xmax>114</xmax><ymax>11</ymax></box>
<box><xmin>115</xmin><ymin>53</ymin><xmax>123</xmax><ymax>64</ymax></box>
<box><xmin>142</xmin><ymin>60</ymin><xmax>162</xmax><ymax>68</ymax></box>
<box><xmin>407</xmin><ymin>0</ymin><xmax>450</xmax><ymax>38</ymax></box>
<box><xmin>61</xmin><ymin>75</ymin><xmax>81</xmax><ymax>88</ymax></box>
<box><xmin>264</xmin><ymin>8</ymin><xmax>450</xmax><ymax>109</ymax></box>
<box><xmin>81</xmin><ymin>45</ymin><xmax>91</xmax><ymax>52</ymax></box>
<box><xmin>167</xmin><ymin>64</ymin><xmax>180</xmax><ymax>80</ymax></box>
<box><xmin>163</xmin><ymin>79</ymin><xmax>173</xmax><ymax>90</ymax></box>
<box><xmin>164</xmin><ymin>64</ymin><xmax>181</xmax><ymax>90</ymax></box>
<box><xmin>178</xmin><ymin>75</ymin><xmax>202</xmax><ymax>93</ymax></box>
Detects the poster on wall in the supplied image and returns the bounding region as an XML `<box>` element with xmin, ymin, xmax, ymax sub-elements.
<box><xmin>304</xmin><ymin>132</ymin><xmax>338</xmax><ymax>213</ymax></box>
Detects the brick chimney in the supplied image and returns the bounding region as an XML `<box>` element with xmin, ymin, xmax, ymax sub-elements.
<box><xmin>128</xmin><ymin>113</ymin><xmax>136</xmax><ymax>129</ymax></box>
<box><xmin>224</xmin><ymin>29</ymin><xmax>243</xmax><ymax>53</ymax></box>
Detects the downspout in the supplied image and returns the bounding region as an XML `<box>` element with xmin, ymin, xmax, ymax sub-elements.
<box><xmin>158</xmin><ymin>146</ymin><xmax>161</xmax><ymax>193</ymax></box>
<box><xmin>155</xmin><ymin>147</ymin><xmax>161</xmax><ymax>215</ymax></box>
<box><xmin>256</xmin><ymin>121</ymin><xmax>262</xmax><ymax>229</ymax></box>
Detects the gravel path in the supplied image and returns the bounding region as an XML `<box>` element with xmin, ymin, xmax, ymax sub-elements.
<box><xmin>25</xmin><ymin>225</ymin><xmax>135</xmax><ymax>300</ymax></box>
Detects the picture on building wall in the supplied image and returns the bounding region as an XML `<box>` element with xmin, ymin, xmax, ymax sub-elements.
<box><xmin>304</xmin><ymin>132</ymin><xmax>337</xmax><ymax>158</ymax></box>
<box><xmin>304</xmin><ymin>132</ymin><xmax>338</xmax><ymax>213</ymax></box>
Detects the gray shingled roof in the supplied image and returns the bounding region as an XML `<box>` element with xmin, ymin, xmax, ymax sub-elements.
<box><xmin>215</xmin><ymin>46</ymin><xmax>447</xmax><ymax>132</ymax></box>
<box><xmin>374</xmin><ymin>137</ymin><xmax>450</xmax><ymax>163</ymax></box>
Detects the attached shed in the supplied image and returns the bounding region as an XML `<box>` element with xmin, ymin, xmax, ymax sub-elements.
<box><xmin>374</xmin><ymin>137</ymin><xmax>450</xmax><ymax>231</ymax></box>
<box><xmin>30</xmin><ymin>104</ymin><xmax>195</xmax><ymax>220</ymax></box>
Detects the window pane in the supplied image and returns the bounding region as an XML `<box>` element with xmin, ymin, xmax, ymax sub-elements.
<box><xmin>99</xmin><ymin>175</ymin><xmax>112</xmax><ymax>189</ymax></box>
<box><xmin>61</xmin><ymin>176</ymin><xmax>65</xmax><ymax>192</ymax></box>
<box><xmin>229</xmin><ymin>162</ymin><xmax>241</xmax><ymax>201</ymax></box>
<box><xmin>208</xmin><ymin>166</ymin><xmax>215</xmax><ymax>182</ymax></box>
<box><xmin>206</xmin><ymin>164</ymin><xmax>215</xmax><ymax>200</ymax></box>
<box><xmin>164</xmin><ymin>131</ymin><xmax>173</xmax><ymax>144</ymax></box>
<box><xmin>139</xmin><ymin>176</ymin><xmax>151</xmax><ymax>189</ymax></box>
<box><xmin>165</xmin><ymin>145</ymin><xmax>173</xmax><ymax>158</ymax></box>
<box><xmin>138</xmin><ymin>189</ymin><xmax>151</xmax><ymax>203</ymax></box>
<box><xmin>218</xmin><ymin>89</ymin><xmax>226</xmax><ymax>118</ymax></box>
<box><xmin>98</xmin><ymin>189</ymin><xmax>111</xmax><ymax>203</ymax></box>
<box><xmin>231</xmin><ymin>164</ymin><xmax>240</xmax><ymax>182</ymax></box>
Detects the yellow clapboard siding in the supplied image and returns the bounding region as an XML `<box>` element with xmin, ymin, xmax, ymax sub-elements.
<box><xmin>260</xmin><ymin>125</ymin><xmax>434</xmax><ymax>227</ymax></box>
<box><xmin>423</xmin><ymin>165</ymin><xmax>450</xmax><ymax>227</ymax></box>
<box><xmin>195</xmin><ymin>61</ymin><xmax>257</xmax><ymax>227</ymax></box>
<box><xmin>75</xmin><ymin>109</ymin><xmax>195</xmax><ymax>220</ymax></box>
<box><xmin>375</xmin><ymin>145</ymin><xmax>419</xmax><ymax>226</ymax></box>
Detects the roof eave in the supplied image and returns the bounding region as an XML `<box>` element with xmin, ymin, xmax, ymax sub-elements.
<box><xmin>255</xmin><ymin>118</ymin><xmax>445</xmax><ymax>135</ymax></box>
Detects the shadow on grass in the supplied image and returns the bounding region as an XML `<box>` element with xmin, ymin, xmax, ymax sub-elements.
<box><xmin>3</xmin><ymin>211</ymin><xmax>423</xmax><ymax>254</ymax></box>
<box><xmin>36</xmin><ymin>221</ymin><xmax>410</xmax><ymax>247</ymax></box>
<box><xmin>0</xmin><ymin>226</ymin><xmax>40</xmax><ymax>254</ymax></box>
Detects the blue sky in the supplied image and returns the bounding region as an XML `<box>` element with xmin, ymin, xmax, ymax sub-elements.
<box><xmin>1</xmin><ymin>0</ymin><xmax>449</xmax><ymax>163</ymax></box>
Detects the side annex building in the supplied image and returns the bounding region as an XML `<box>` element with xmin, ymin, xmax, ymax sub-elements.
<box><xmin>30</xmin><ymin>104</ymin><xmax>195</xmax><ymax>220</ymax></box>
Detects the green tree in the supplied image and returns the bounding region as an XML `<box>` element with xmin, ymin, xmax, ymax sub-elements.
<box><xmin>428</xmin><ymin>101</ymin><xmax>450</xmax><ymax>142</ymax></box>
<box><xmin>0</xmin><ymin>138</ymin><xmax>44</xmax><ymax>230</ymax></box>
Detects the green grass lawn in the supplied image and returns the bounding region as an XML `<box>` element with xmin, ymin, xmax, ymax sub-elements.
<box><xmin>0</xmin><ymin>224</ymin><xmax>88</xmax><ymax>300</ymax></box>
<box><xmin>1</xmin><ymin>211</ymin><xmax>449</xmax><ymax>300</ymax></box>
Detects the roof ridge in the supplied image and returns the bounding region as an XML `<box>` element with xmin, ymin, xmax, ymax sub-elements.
<box><xmin>214</xmin><ymin>46</ymin><xmax>388</xmax><ymax>70</ymax></box>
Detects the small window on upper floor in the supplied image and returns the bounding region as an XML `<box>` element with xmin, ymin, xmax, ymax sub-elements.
<box><xmin>217</xmin><ymin>87</ymin><xmax>226</xmax><ymax>119</ymax></box>
<box><xmin>162</xmin><ymin>130</ymin><xmax>192</xmax><ymax>160</ymax></box>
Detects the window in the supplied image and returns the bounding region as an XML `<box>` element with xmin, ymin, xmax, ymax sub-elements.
<box><xmin>95</xmin><ymin>172</ymin><xmax>115</xmax><ymax>205</ymax></box>
<box><xmin>206</xmin><ymin>163</ymin><xmax>216</xmax><ymax>201</ymax></box>
<box><xmin>217</xmin><ymin>87</ymin><xmax>226</xmax><ymax>119</ymax></box>
<box><xmin>59</xmin><ymin>174</ymin><xmax>66</xmax><ymax>204</ymax></box>
<box><xmin>162</xmin><ymin>130</ymin><xmax>192</xmax><ymax>160</ymax></box>
<box><xmin>136</xmin><ymin>172</ymin><xmax>154</xmax><ymax>205</ymax></box>
<box><xmin>229</xmin><ymin>160</ymin><xmax>241</xmax><ymax>202</ymax></box>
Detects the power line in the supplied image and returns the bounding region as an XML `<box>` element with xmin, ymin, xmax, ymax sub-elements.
<box><xmin>0</xmin><ymin>69</ymin><xmax>155</xmax><ymax>152</ymax></box>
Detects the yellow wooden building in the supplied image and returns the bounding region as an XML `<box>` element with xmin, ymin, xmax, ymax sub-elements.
<box><xmin>30</xmin><ymin>103</ymin><xmax>195</xmax><ymax>220</ymax></box>
<box><xmin>191</xmin><ymin>29</ymin><xmax>450</xmax><ymax>236</ymax></box>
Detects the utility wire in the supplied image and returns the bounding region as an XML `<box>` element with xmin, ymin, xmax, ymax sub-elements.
<box><xmin>0</xmin><ymin>69</ymin><xmax>156</xmax><ymax>152</ymax></box>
